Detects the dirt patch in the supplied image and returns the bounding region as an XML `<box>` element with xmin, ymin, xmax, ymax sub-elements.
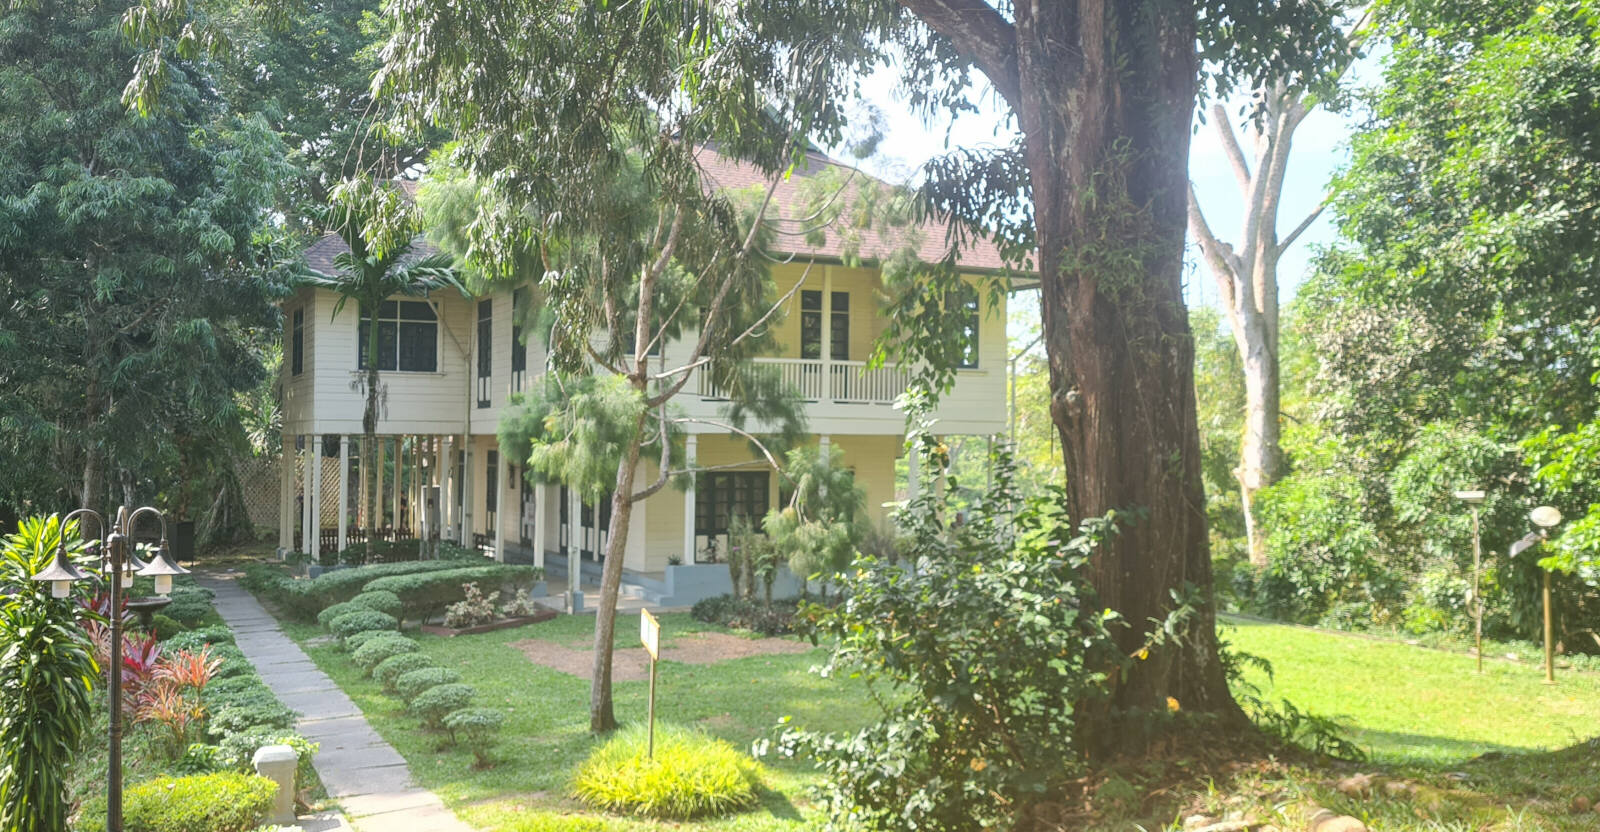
<box><xmin>512</xmin><ymin>632</ymin><xmax>813</xmax><ymax>682</ymax></box>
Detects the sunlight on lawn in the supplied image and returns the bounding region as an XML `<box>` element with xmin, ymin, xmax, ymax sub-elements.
<box><xmin>1224</xmin><ymin>615</ymin><xmax>1600</xmax><ymax>765</ymax></box>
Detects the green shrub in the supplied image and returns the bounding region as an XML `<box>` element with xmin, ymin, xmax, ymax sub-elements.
<box><xmin>204</xmin><ymin>645</ymin><xmax>252</xmax><ymax>680</ymax></box>
<box><xmin>689</xmin><ymin>594</ymin><xmax>802</xmax><ymax>636</ymax></box>
<box><xmin>350</xmin><ymin>590</ymin><xmax>402</xmax><ymax>617</ymax></box>
<box><xmin>164</xmin><ymin>625</ymin><xmax>234</xmax><ymax>651</ymax></box>
<box><xmin>395</xmin><ymin>667</ymin><xmax>463</xmax><ymax>705</ymax></box>
<box><xmin>316</xmin><ymin>601</ymin><xmax>365</xmax><ymax>630</ymax></box>
<box><xmin>329</xmin><ymin>610</ymin><xmax>399</xmax><ymax>640</ymax></box>
<box><xmin>202</xmin><ymin>676</ymin><xmax>296</xmax><ymax>738</ymax></box>
<box><xmin>373</xmin><ymin>653</ymin><xmax>437</xmax><ymax>694</ymax></box>
<box><xmin>161</xmin><ymin>592</ymin><xmax>216</xmax><ymax>628</ymax></box>
<box><xmin>301</xmin><ymin>559</ymin><xmax>479</xmax><ymax>616</ymax></box>
<box><xmin>146</xmin><ymin>613</ymin><xmax>187</xmax><ymax>640</ymax></box>
<box><xmin>363</xmin><ymin>565</ymin><xmax>542</xmax><ymax>622</ymax></box>
<box><xmin>442</xmin><ymin>708</ymin><xmax>504</xmax><ymax>767</ymax></box>
<box><xmin>409</xmin><ymin>682</ymin><xmax>475</xmax><ymax>729</ymax></box>
<box><xmin>353</xmin><ymin>636</ymin><xmax>419</xmax><ymax>675</ymax></box>
<box><xmin>573</xmin><ymin>724</ymin><xmax>760</xmax><ymax>820</ymax></box>
<box><xmin>343</xmin><ymin>628</ymin><xmax>411</xmax><ymax>654</ymax></box>
<box><xmin>76</xmin><ymin>772</ymin><xmax>275</xmax><ymax>832</ymax></box>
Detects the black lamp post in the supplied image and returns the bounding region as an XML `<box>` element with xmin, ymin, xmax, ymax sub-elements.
<box><xmin>30</xmin><ymin>505</ymin><xmax>189</xmax><ymax>832</ymax></box>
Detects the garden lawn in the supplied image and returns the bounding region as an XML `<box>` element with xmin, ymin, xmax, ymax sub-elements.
<box><xmin>282</xmin><ymin>611</ymin><xmax>877</xmax><ymax>830</ymax></box>
<box><xmin>1224</xmin><ymin>615</ymin><xmax>1600</xmax><ymax>765</ymax></box>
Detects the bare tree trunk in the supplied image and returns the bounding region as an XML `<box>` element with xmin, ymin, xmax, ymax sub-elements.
<box><xmin>363</xmin><ymin>342</ymin><xmax>381</xmax><ymax>563</ymax></box>
<box><xmin>1188</xmin><ymin>89</ymin><xmax>1320</xmax><ymax>567</ymax></box>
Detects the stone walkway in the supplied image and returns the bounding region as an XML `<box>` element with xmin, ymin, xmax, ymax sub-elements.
<box><xmin>197</xmin><ymin>572</ymin><xmax>474</xmax><ymax>832</ymax></box>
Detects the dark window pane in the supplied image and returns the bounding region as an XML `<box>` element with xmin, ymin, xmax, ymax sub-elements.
<box><xmin>378</xmin><ymin>300</ymin><xmax>398</xmax><ymax>318</ymax></box>
<box><xmin>486</xmin><ymin>451</ymin><xmax>499</xmax><ymax>513</ymax></box>
<box><xmin>401</xmin><ymin>300</ymin><xmax>436</xmax><ymax>321</ymax></box>
<box><xmin>831</xmin><ymin>291</ymin><xmax>849</xmax><ymax>312</ymax></box>
<box><xmin>477</xmin><ymin>300</ymin><xmax>492</xmax><ymax>379</ymax></box>
<box><xmin>800</xmin><ymin>290</ymin><xmax>823</xmax><ymax>360</ymax></box>
<box><xmin>291</xmin><ymin>309</ymin><xmax>303</xmax><ymax>376</ymax></box>
<box><xmin>800</xmin><ymin>290</ymin><xmax>821</xmax><ymax>311</ymax></box>
<box><xmin>511</xmin><ymin>289</ymin><xmax>528</xmax><ymax>373</ymax></box>
<box><xmin>377</xmin><ymin>321</ymin><xmax>398</xmax><ymax>371</ymax></box>
<box><xmin>357</xmin><ymin>320</ymin><xmax>371</xmax><ymax>369</ymax></box>
<box><xmin>398</xmin><ymin>322</ymin><xmax>437</xmax><ymax>371</ymax></box>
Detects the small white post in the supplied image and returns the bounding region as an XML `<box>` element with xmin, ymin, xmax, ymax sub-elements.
<box><xmin>337</xmin><ymin>435</ymin><xmax>349</xmax><ymax>552</ymax></box>
<box><xmin>299</xmin><ymin>437</ymin><xmax>311</xmax><ymax>556</ymax></box>
<box><xmin>683</xmin><ymin>435</ymin><xmax>698</xmax><ymax>565</ymax></box>
<box><xmin>252</xmin><ymin>744</ymin><xmax>298</xmax><ymax>825</ymax></box>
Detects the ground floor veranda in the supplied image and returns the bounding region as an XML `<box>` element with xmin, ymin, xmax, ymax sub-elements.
<box><xmin>277</xmin><ymin>431</ymin><xmax>932</xmax><ymax>577</ymax></box>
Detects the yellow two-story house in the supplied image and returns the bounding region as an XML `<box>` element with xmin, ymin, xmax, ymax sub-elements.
<box><xmin>276</xmin><ymin>148</ymin><xmax>1017</xmax><ymax>605</ymax></box>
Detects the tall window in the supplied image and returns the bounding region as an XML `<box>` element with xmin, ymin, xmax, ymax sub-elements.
<box><xmin>476</xmin><ymin>299</ymin><xmax>492</xmax><ymax>407</ymax></box>
<box><xmin>290</xmin><ymin>308</ymin><xmax>304</xmax><ymax>376</ymax></box>
<box><xmin>358</xmin><ymin>300</ymin><xmax>437</xmax><ymax>372</ymax></box>
<box><xmin>485</xmin><ymin>450</ymin><xmax>499</xmax><ymax>514</ymax></box>
<box><xmin>510</xmin><ymin>289</ymin><xmax>528</xmax><ymax>389</ymax></box>
<box><xmin>829</xmin><ymin>291</ymin><xmax>849</xmax><ymax>360</ymax></box>
<box><xmin>801</xmin><ymin>290</ymin><xmax>849</xmax><ymax>360</ymax></box>
<box><xmin>953</xmin><ymin>285</ymin><xmax>979</xmax><ymax>369</ymax></box>
<box><xmin>695</xmin><ymin>471</ymin><xmax>771</xmax><ymax>538</ymax></box>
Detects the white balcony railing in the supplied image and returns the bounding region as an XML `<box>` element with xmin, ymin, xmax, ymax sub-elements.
<box><xmin>694</xmin><ymin>358</ymin><xmax>906</xmax><ymax>405</ymax></box>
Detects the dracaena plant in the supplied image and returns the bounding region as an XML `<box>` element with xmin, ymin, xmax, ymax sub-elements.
<box><xmin>156</xmin><ymin>645</ymin><xmax>222</xmax><ymax>693</ymax></box>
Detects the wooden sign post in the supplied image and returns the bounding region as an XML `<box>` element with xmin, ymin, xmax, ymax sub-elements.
<box><xmin>640</xmin><ymin>609</ymin><xmax>660</xmax><ymax>758</ymax></box>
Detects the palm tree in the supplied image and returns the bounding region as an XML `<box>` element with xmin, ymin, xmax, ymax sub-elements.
<box><xmin>298</xmin><ymin>177</ymin><xmax>464</xmax><ymax>563</ymax></box>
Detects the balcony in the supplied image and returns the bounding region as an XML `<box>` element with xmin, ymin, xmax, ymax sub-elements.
<box><xmin>694</xmin><ymin>357</ymin><xmax>911</xmax><ymax>406</ymax></box>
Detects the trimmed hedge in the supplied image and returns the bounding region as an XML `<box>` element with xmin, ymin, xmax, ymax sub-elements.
<box><xmin>244</xmin><ymin>559</ymin><xmax>484</xmax><ymax>621</ymax></box>
<box><xmin>78</xmin><ymin>773</ymin><xmax>276</xmax><ymax>832</ymax></box>
<box><xmin>572</xmin><ymin>725</ymin><xmax>760</xmax><ymax>820</ymax></box>
<box><xmin>344</xmin><ymin>628</ymin><xmax>412</xmax><ymax>654</ymax></box>
<box><xmin>363</xmin><ymin>565</ymin><xmax>541</xmax><ymax>623</ymax></box>
<box><xmin>396</xmin><ymin>667</ymin><xmax>462</xmax><ymax>703</ymax></box>
<box><xmin>443</xmin><ymin>708</ymin><xmax>505</xmax><ymax>767</ymax></box>
<box><xmin>374</xmin><ymin>652</ymin><xmax>438</xmax><ymax>694</ymax></box>
<box><xmin>351</xmin><ymin>590</ymin><xmax>402</xmax><ymax>617</ymax></box>
<box><xmin>353</xmin><ymin>636</ymin><xmax>420</xmax><ymax>675</ymax></box>
<box><xmin>329</xmin><ymin>610</ymin><xmax>399</xmax><ymax>640</ymax></box>
<box><xmin>163</xmin><ymin>625</ymin><xmax>235</xmax><ymax>651</ymax></box>
<box><xmin>411</xmin><ymin>682</ymin><xmax>475</xmax><ymax>729</ymax></box>
<box><xmin>317</xmin><ymin>601</ymin><xmax>365</xmax><ymax>630</ymax></box>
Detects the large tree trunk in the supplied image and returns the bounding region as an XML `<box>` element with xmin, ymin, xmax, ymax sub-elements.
<box><xmin>589</xmin><ymin>427</ymin><xmax>645</xmax><ymax>733</ymax></box>
<box><xmin>363</xmin><ymin>347</ymin><xmax>381</xmax><ymax>562</ymax></box>
<box><xmin>1006</xmin><ymin>3</ymin><xmax>1243</xmax><ymax>746</ymax></box>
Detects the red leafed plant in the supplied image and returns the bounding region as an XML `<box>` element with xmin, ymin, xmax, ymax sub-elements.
<box><xmin>134</xmin><ymin>682</ymin><xmax>207</xmax><ymax>759</ymax></box>
<box><xmin>85</xmin><ymin>621</ymin><xmax>163</xmax><ymax>701</ymax></box>
<box><xmin>156</xmin><ymin>646</ymin><xmax>221</xmax><ymax>693</ymax></box>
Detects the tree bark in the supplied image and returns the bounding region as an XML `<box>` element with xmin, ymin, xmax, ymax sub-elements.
<box><xmin>588</xmin><ymin>419</ymin><xmax>645</xmax><ymax>733</ymax></box>
<box><xmin>905</xmin><ymin>0</ymin><xmax>1244</xmax><ymax>747</ymax></box>
<box><xmin>363</xmin><ymin>327</ymin><xmax>381</xmax><ymax>562</ymax></box>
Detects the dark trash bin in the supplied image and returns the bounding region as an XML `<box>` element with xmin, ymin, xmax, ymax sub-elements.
<box><xmin>172</xmin><ymin>520</ymin><xmax>195</xmax><ymax>565</ymax></box>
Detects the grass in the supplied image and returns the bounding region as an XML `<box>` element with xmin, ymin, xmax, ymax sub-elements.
<box><xmin>1223</xmin><ymin>615</ymin><xmax>1600</xmax><ymax>765</ymax></box>
<box><xmin>268</xmin><ymin>585</ymin><xmax>1600</xmax><ymax>832</ymax></box>
<box><xmin>281</xmin><ymin>609</ymin><xmax>878</xmax><ymax>830</ymax></box>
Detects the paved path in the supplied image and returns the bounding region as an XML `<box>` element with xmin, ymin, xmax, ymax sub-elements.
<box><xmin>197</xmin><ymin>572</ymin><xmax>474</xmax><ymax>832</ymax></box>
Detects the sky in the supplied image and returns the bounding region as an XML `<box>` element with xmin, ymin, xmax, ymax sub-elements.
<box><xmin>850</xmin><ymin>64</ymin><xmax>1368</xmax><ymax>312</ymax></box>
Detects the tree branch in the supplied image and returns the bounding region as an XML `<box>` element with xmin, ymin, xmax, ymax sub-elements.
<box><xmin>1278</xmin><ymin>198</ymin><xmax>1328</xmax><ymax>255</ymax></box>
<box><xmin>1210</xmin><ymin>103</ymin><xmax>1252</xmax><ymax>197</ymax></box>
<box><xmin>630</xmin><ymin>407</ymin><xmax>673</xmax><ymax>502</ymax></box>
<box><xmin>897</xmin><ymin>0</ymin><xmax>1021</xmax><ymax>107</ymax></box>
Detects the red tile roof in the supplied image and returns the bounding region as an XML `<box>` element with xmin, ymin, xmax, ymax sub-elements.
<box><xmin>303</xmin><ymin>154</ymin><xmax>1025</xmax><ymax>278</ymax></box>
<box><xmin>693</xmin><ymin>146</ymin><xmax>1019</xmax><ymax>273</ymax></box>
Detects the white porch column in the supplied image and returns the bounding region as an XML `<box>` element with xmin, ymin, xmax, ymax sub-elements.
<box><xmin>298</xmin><ymin>437</ymin><xmax>311</xmax><ymax>554</ymax></box>
<box><xmin>308</xmin><ymin>434</ymin><xmax>321</xmax><ymax>561</ymax></box>
<box><xmin>431</xmin><ymin>436</ymin><xmax>443</xmax><ymax>544</ymax></box>
<box><xmin>337</xmin><ymin>436</ymin><xmax>350</xmax><ymax>552</ymax></box>
<box><xmin>566</xmin><ymin>486</ymin><xmax>581</xmax><ymax>576</ymax></box>
<box><xmin>493</xmin><ymin>450</ymin><xmax>508</xmax><ymax>563</ymax></box>
<box><xmin>277</xmin><ymin>435</ymin><xmax>292</xmax><ymax>555</ymax></box>
<box><xmin>461</xmin><ymin>439</ymin><xmax>475</xmax><ymax>547</ymax></box>
<box><xmin>907</xmin><ymin>440</ymin><xmax>921</xmax><ymax>502</ymax></box>
<box><xmin>821</xmin><ymin>265</ymin><xmax>834</xmax><ymax>401</ymax></box>
<box><xmin>533</xmin><ymin>483</ymin><xmax>548</xmax><ymax>569</ymax></box>
<box><xmin>683</xmin><ymin>435</ymin><xmax>698</xmax><ymax>564</ymax></box>
<box><xmin>440</xmin><ymin>435</ymin><xmax>455</xmax><ymax>539</ymax></box>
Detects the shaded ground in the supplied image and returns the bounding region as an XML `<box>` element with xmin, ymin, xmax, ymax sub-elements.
<box><xmin>511</xmin><ymin>631</ymin><xmax>812</xmax><ymax>682</ymax></box>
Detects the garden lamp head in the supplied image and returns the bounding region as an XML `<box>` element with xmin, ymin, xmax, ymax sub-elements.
<box><xmin>1530</xmin><ymin>506</ymin><xmax>1562</xmax><ymax>530</ymax></box>
<box><xmin>136</xmin><ymin>539</ymin><xmax>188</xmax><ymax>597</ymax></box>
<box><xmin>31</xmin><ymin>534</ymin><xmax>90</xmax><ymax>599</ymax></box>
<box><xmin>1453</xmin><ymin>490</ymin><xmax>1486</xmax><ymax>505</ymax></box>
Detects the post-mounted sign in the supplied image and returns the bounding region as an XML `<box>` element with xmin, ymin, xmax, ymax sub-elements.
<box><xmin>640</xmin><ymin>608</ymin><xmax>660</xmax><ymax>660</ymax></box>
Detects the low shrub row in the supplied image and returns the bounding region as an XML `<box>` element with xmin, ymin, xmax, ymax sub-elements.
<box><xmin>244</xmin><ymin>558</ymin><xmax>482</xmax><ymax>620</ymax></box>
<box><xmin>77</xmin><ymin>772</ymin><xmax>276</xmax><ymax>832</ymax></box>
<box><xmin>690</xmin><ymin>594</ymin><xmax>804</xmax><ymax>636</ymax></box>
<box><xmin>573</xmin><ymin>724</ymin><xmax>761</xmax><ymax>820</ymax></box>
<box><xmin>363</xmin><ymin>565</ymin><xmax>541</xmax><ymax>623</ymax></box>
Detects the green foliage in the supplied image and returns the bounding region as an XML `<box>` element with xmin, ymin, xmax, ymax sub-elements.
<box><xmin>147</xmin><ymin>614</ymin><xmax>187</xmax><ymax>641</ymax></box>
<box><xmin>352</xmin><ymin>636</ymin><xmax>419</xmax><ymax>676</ymax></box>
<box><xmin>249</xmin><ymin>558</ymin><xmax>484</xmax><ymax>621</ymax></box>
<box><xmin>443</xmin><ymin>582</ymin><xmax>500</xmax><ymax>629</ymax></box>
<box><xmin>0</xmin><ymin>518</ymin><xmax>98</xmax><ymax>832</ymax></box>
<box><xmin>317</xmin><ymin>602</ymin><xmax>366</xmax><ymax>631</ymax></box>
<box><xmin>409</xmin><ymin>682</ymin><xmax>475</xmax><ymax>730</ymax></box>
<box><xmin>362</xmin><ymin>565</ymin><xmax>540</xmax><ymax>623</ymax></box>
<box><xmin>573</xmin><ymin>724</ymin><xmax>760</xmax><ymax>821</ymax></box>
<box><xmin>373</xmin><ymin>652</ymin><xmax>437</xmax><ymax>694</ymax></box>
<box><xmin>350</xmin><ymin>590</ymin><xmax>403</xmax><ymax>617</ymax></box>
<box><xmin>206</xmin><ymin>696</ymin><xmax>297</xmax><ymax>739</ymax></box>
<box><xmin>689</xmin><ymin>594</ymin><xmax>802</xmax><ymax>636</ymax></box>
<box><xmin>215</xmin><ymin>732</ymin><xmax>319</xmax><ymax>793</ymax></box>
<box><xmin>763</xmin><ymin>444</ymin><xmax>865</xmax><ymax>593</ymax></box>
<box><xmin>395</xmin><ymin>667</ymin><xmax>462</xmax><ymax>704</ymax></box>
<box><xmin>343</xmin><ymin>629</ymin><xmax>412</xmax><ymax>655</ymax></box>
<box><xmin>77</xmin><ymin>773</ymin><xmax>275</xmax><ymax>832</ymax></box>
<box><xmin>329</xmin><ymin>610</ymin><xmax>399</xmax><ymax>641</ymax></box>
<box><xmin>441</xmin><ymin>707</ymin><xmax>505</xmax><ymax>767</ymax></box>
<box><xmin>163</xmin><ymin>626</ymin><xmax>235</xmax><ymax>652</ymax></box>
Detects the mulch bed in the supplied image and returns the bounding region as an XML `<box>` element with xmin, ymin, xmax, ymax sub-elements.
<box><xmin>511</xmin><ymin>631</ymin><xmax>813</xmax><ymax>682</ymax></box>
<box><xmin>421</xmin><ymin>609</ymin><xmax>558</xmax><ymax>637</ymax></box>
